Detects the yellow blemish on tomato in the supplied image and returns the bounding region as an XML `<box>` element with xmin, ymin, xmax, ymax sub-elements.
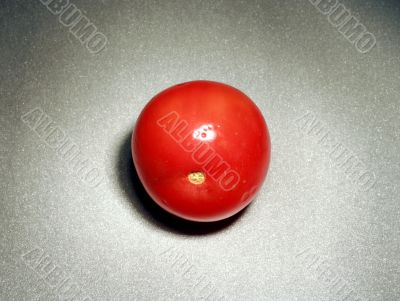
<box><xmin>188</xmin><ymin>172</ymin><xmax>205</xmax><ymax>185</ymax></box>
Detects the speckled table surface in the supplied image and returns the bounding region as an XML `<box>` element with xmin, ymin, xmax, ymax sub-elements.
<box><xmin>1</xmin><ymin>0</ymin><xmax>399</xmax><ymax>300</ymax></box>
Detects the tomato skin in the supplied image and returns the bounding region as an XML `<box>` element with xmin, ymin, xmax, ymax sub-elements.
<box><xmin>132</xmin><ymin>80</ymin><xmax>270</xmax><ymax>222</ymax></box>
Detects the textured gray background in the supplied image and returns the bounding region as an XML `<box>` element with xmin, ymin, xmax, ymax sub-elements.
<box><xmin>1</xmin><ymin>0</ymin><xmax>399</xmax><ymax>300</ymax></box>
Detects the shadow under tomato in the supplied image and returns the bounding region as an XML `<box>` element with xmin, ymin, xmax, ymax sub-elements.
<box><xmin>116</xmin><ymin>130</ymin><xmax>247</xmax><ymax>236</ymax></box>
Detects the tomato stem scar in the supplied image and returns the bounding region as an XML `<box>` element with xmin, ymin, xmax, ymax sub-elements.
<box><xmin>188</xmin><ymin>172</ymin><xmax>205</xmax><ymax>185</ymax></box>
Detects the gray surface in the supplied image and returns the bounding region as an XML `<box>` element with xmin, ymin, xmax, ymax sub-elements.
<box><xmin>1</xmin><ymin>0</ymin><xmax>399</xmax><ymax>300</ymax></box>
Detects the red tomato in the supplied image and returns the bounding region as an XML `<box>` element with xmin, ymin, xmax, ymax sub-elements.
<box><xmin>132</xmin><ymin>80</ymin><xmax>270</xmax><ymax>222</ymax></box>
